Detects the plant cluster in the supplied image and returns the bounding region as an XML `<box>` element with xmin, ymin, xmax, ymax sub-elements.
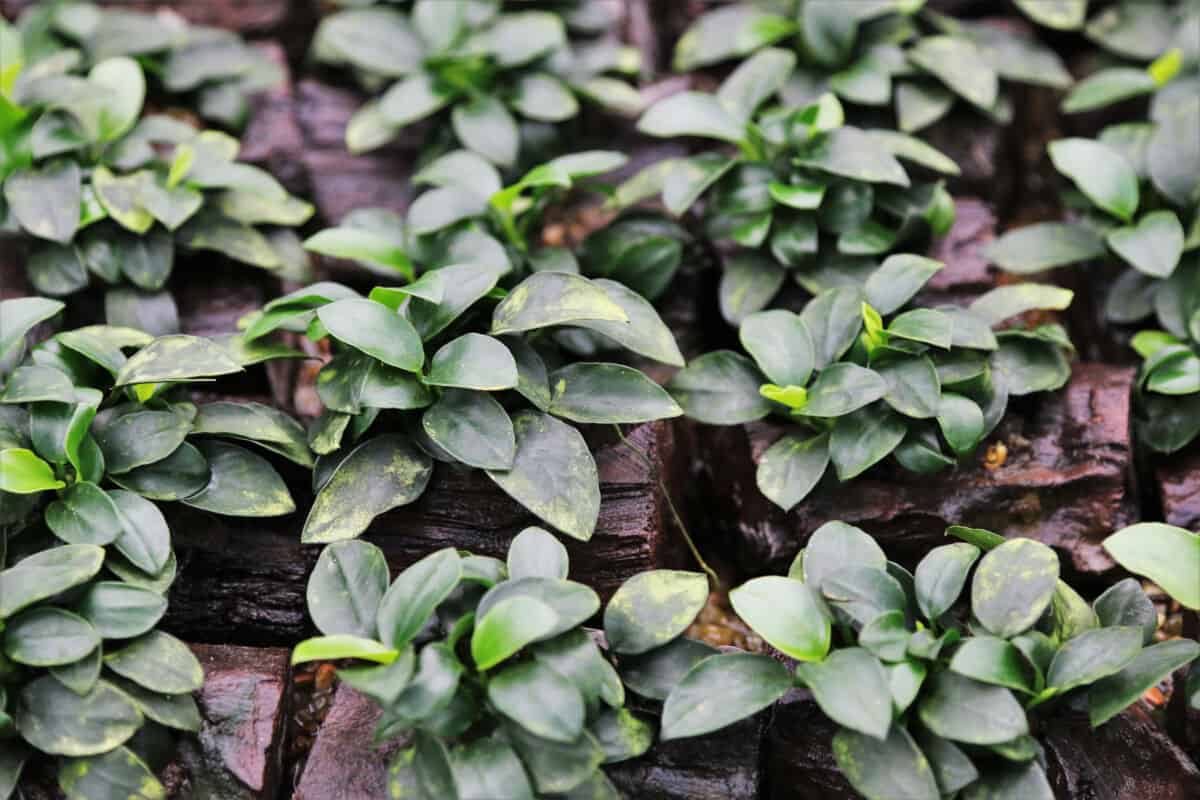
<box><xmin>986</xmin><ymin>67</ymin><xmax>1198</xmax><ymax>453</ymax></box>
<box><xmin>3</xmin><ymin>1</ymin><xmax>284</xmax><ymax>128</ymax></box>
<box><xmin>0</xmin><ymin>297</ymin><xmax>307</xmax><ymax>798</ymax></box>
<box><xmin>312</xmin><ymin>0</ymin><xmax>643</xmax><ymax>162</ymax></box>
<box><xmin>243</xmin><ymin>152</ymin><xmax>685</xmax><ymax>543</ymax></box>
<box><xmin>650</xmin><ymin>520</ymin><xmax>1200</xmax><ymax>800</ymax></box>
<box><xmin>291</xmin><ymin>527</ymin><xmax>718</xmax><ymax>799</ymax></box>
<box><xmin>665</xmin><ymin>267</ymin><xmax>1074</xmax><ymax>509</ymax></box>
<box><xmin>629</xmin><ymin>80</ymin><xmax>959</xmax><ymax>324</ymax></box>
<box><xmin>672</xmin><ymin>0</ymin><xmax>1072</xmax><ymax>132</ymax></box>
<box><xmin>0</xmin><ymin>31</ymin><xmax>314</xmax><ymax>332</ymax></box>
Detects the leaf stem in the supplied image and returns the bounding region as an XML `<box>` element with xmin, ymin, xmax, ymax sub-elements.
<box><xmin>611</xmin><ymin>424</ymin><xmax>720</xmax><ymax>588</ymax></box>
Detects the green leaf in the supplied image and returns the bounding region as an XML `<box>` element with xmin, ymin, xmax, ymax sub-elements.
<box><xmin>317</xmin><ymin>350</ymin><xmax>433</xmax><ymax>415</ymax></box>
<box><xmin>821</xmin><ymin>565</ymin><xmax>908</xmax><ymax>627</ymax></box>
<box><xmin>803</xmin><ymin>521</ymin><xmax>886</xmax><ymax>589</ymax></box>
<box><xmin>868</xmin><ymin>130</ymin><xmax>961</xmax><ymax>176</ymax></box>
<box><xmin>492</xmin><ymin>273</ymin><xmax>627</xmax><ymax>336</ymax></box>
<box><xmin>548</xmin><ymin>363</ymin><xmax>682</xmax><ymax>424</ymax></box>
<box><xmin>513</xmin><ymin>72</ymin><xmax>579</xmax><ymax>122</ymax></box>
<box><xmin>991</xmin><ymin>335</ymin><xmax>1072</xmax><ymax>396</ymax></box>
<box><xmin>452</xmin><ymin>95</ymin><xmax>518</xmax><ymax>167</ymax></box>
<box><xmin>1048</xmin><ymin>138</ymin><xmax>1138</xmax><ymax>223</ymax></box>
<box><xmin>719</xmin><ymin>252</ymin><xmax>785</xmax><ymax>325</ymax></box>
<box><xmin>303</xmin><ymin>434</ymin><xmax>434</xmax><ymax>543</ymax></box>
<box><xmin>637</xmin><ymin>92</ymin><xmax>744</xmax><ymax>144</ymax></box>
<box><xmin>423</xmin><ymin>389</ymin><xmax>516</xmax><ymax>470</ymax></box>
<box><xmin>508</xmin><ymin>527</ymin><xmax>568</xmax><ymax>580</ymax></box>
<box><xmin>1106</xmin><ymin>211</ymin><xmax>1184</xmax><ymax>278</ymax></box>
<box><xmin>104</xmin><ymin>631</ymin><xmax>203</xmax><ymax>694</ymax></box>
<box><xmin>1046</xmin><ymin>626</ymin><xmax>1143</xmax><ymax>693</ymax></box>
<box><xmin>318</xmin><ymin>299</ymin><xmax>424</xmax><ymax>372</ymax></box>
<box><xmin>985</xmin><ymin>222</ymin><xmax>1107</xmax><ymax>274</ymax></box>
<box><xmin>937</xmin><ymin>393</ymin><xmax>984</xmax><ymax>454</ymax></box>
<box><xmin>1102</xmin><ymin>523</ymin><xmax>1200</xmax><ymax>609</ymax></box>
<box><xmin>5</xmin><ymin>160</ymin><xmax>81</xmax><ymax>244</ymax></box>
<box><xmin>797</xmin><ymin>126</ymin><xmax>909</xmax><ymax>186</ymax></box>
<box><xmin>667</xmin><ymin>350</ymin><xmax>771</xmax><ymax>424</ymax></box>
<box><xmin>660</xmin><ymin>653</ymin><xmax>791</xmax><ymax>740</ymax></box>
<box><xmin>377</xmin><ymin>547</ymin><xmax>461</xmax><ymax>650</ymax></box>
<box><xmin>0</xmin><ymin>447</ymin><xmax>64</xmax><ymax>493</ymax></box>
<box><xmin>717</xmin><ymin>47</ymin><xmax>796</xmax><ymax>124</ymax></box>
<box><xmin>1147</xmin><ymin>101</ymin><xmax>1199</xmax><ymax>209</ymax></box>
<box><xmin>967</xmin><ymin>284</ymin><xmax>1074</xmax><ymax>326</ymax></box>
<box><xmin>76</xmin><ymin>581</ymin><xmax>165</xmax><ymax>639</ymax></box>
<box><xmin>477</xmin><ymin>578</ymin><xmax>599</xmax><ymax>643</ymax></box>
<box><xmin>338</xmin><ymin>649</ymin><xmax>416</xmax><ymax>708</ymax></box>
<box><xmin>471</xmin><ymin>595</ymin><xmax>559</xmax><ymax>671</ymax></box>
<box><xmin>797</xmin><ymin>648</ymin><xmax>892</xmax><ymax>739</ymax></box>
<box><xmin>755</xmin><ymin>433</ymin><xmax>830</xmax><ymax>511</ymax></box>
<box><xmin>619</xmin><ymin>636</ymin><xmax>717</xmax><ymax>702</ymax></box>
<box><xmin>908</xmin><ymin>35</ymin><xmax>998</xmax><ymax>110</ymax></box>
<box><xmin>307</xmin><ymin>539</ymin><xmax>390</xmax><ymax>638</ymax></box>
<box><xmin>46</xmin><ymin>482</ymin><xmax>124</xmax><ymax>546</ymax></box>
<box><xmin>888</xmin><ymin>309</ymin><xmax>953</xmax><ymax>349</ymax></box>
<box><xmin>304</xmin><ymin>228</ymin><xmax>413</xmax><ymax>278</ymax></box>
<box><xmin>450</xmin><ymin>738</ymin><xmax>533</xmax><ymax>800</ymax></box>
<box><xmin>190</xmin><ymin>401</ymin><xmax>313</xmax><ymax>468</ymax></box>
<box><xmin>502</xmin><ymin>723</ymin><xmax>603</xmax><ymax>795</ymax></box>
<box><xmin>1063</xmin><ymin>67</ymin><xmax>1156</xmax><ymax>113</ymax></box>
<box><xmin>972</xmin><ymin>539</ymin><xmax>1060</xmax><ymax>638</ymax></box>
<box><xmin>730</xmin><ymin>576</ymin><xmax>830</xmax><ymax>661</ymax></box>
<box><xmin>803</xmin><ymin>364</ymin><xmax>887</xmax><ymax>417</ymax></box>
<box><xmin>1094</xmin><ymin>578</ymin><xmax>1157</xmax><ymax>645</ymax></box>
<box><xmin>574</xmin><ymin>279</ymin><xmax>685</xmax><ymax>367</ymax></box>
<box><xmin>489</xmin><ymin>660</ymin><xmax>584</xmax><ymax>742</ymax></box>
<box><xmin>3</xmin><ymin>607</ymin><xmax>99</xmax><ymax>667</ymax></box>
<box><xmin>912</xmin><ymin>728</ymin><xmax>978</xmax><ymax>795</ymax></box>
<box><xmin>470</xmin><ymin>10</ymin><xmax>565</xmax><ymax>67</ymax></box>
<box><xmin>91</xmin><ymin>166</ymin><xmax>154</xmax><ymax>234</ymax></box>
<box><xmin>317</xmin><ymin>7</ymin><xmax>424</xmax><ymax>76</ymax></box>
<box><xmin>114</xmin><ymin>335</ymin><xmax>243</xmax><ymax>387</ymax></box>
<box><xmin>110</xmin><ymin>490</ymin><xmax>170</xmax><ymax>575</ymax></box>
<box><xmin>94</xmin><ymin>409</ymin><xmax>189</xmax><ymax>474</ymax></box>
<box><xmin>486</xmin><ymin>411</ymin><xmax>599</xmax><ymax>541</ymax></box>
<box><xmin>377</xmin><ymin>70</ymin><xmax>448</xmax><ymax>127</ymax></box>
<box><xmin>915</xmin><ymin>543</ymin><xmax>979</xmax><ymax>621</ymax></box>
<box><xmin>1089</xmin><ymin>639</ymin><xmax>1200</xmax><ymax>726</ymax></box>
<box><xmin>16</xmin><ymin>677</ymin><xmax>141</xmax><ymax>757</ymax></box>
<box><xmin>408</xmin><ymin>186</ymin><xmax>489</xmax><ymax>235</ymax></box>
<box><xmin>833</xmin><ymin>723</ymin><xmax>940</xmax><ymax>800</ymax></box>
<box><xmin>89</xmin><ymin>57</ymin><xmax>144</xmax><ymax>142</ymax></box>
<box><xmin>830</xmin><ymin>404</ymin><xmax>906</xmax><ymax>480</ymax></box>
<box><xmin>739</xmin><ymin>310</ymin><xmax>814</xmax><ymax>388</ymax></box>
<box><xmin>801</xmin><ymin>287</ymin><xmax>864</xmax><ymax>369</ymax></box>
<box><xmin>861</xmin><ymin>611</ymin><xmax>911</xmax><ymax>663</ymax></box>
<box><xmin>590</xmin><ymin>706</ymin><xmax>655</xmax><ymax>764</ymax></box>
<box><xmin>109</xmin><ymin>441</ymin><xmax>211</xmax><ymax>501</ymax></box>
<box><xmin>426</xmin><ymin>333</ymin><xmax>518</xmax><ymax>391</ymax></box>
<box><xmin>182</xmin><ymin>441</ymin><xmax>294</xmax><ymax>517</ymax></box>
<box><xmin>895</xmin><ymin>80</ymin><xmax>954</xmax><ymax>133</ymax></box>
<box><xmin>917</xmin><ymin>671</ymin><xmax>1029</xmax><ymax>745</ymax></box>
<box><xmin>57</xmin><ymin>746</ymin><xmax>164</xmax><ymax>800</ymax></box>
<box><xmin>876</xmin><ymin>357</ymin><xmax>941</xmax><ymax>420</ymax></box>
<box><xmin>672</xmin><ymin>4</ymin><xmax>795</xmax><ymax>70</ymax></box>
<box><xmin>604</xmin><ymin>570</ymin><xmax>708</xmax><ymax>655</ymax></box>
<box><xmin>949</xmin><ymin>636</ymin><xmax>1035</xmax><ymax>693</ymax></box>
<box><xmin>1015</xmin><ymin>0</ymin><xmax>1086</xmax><ymax>29</ymax></box>
<box><xmin>0</xmin><ymin>544</ymin><xmax>105</xmax><ymax>617</ymax></box>
<box><xmin>865</xmin><ymin>255</ymin><xmax>943</xmax><ymax>315</ymax></box>
<box><xmin>0</xmin><ymin>296</ymin><xmax>65</xmax><ymax>357</ymax></box>
<box><xmin>291</xmin><ymin>635</ymin><xmax>400</xmax><ymax>666</ymax></box>
<box><xmin>662</xmin><ymin>153</ymin><xmax>737</xmax><ymax>217</ymax></box>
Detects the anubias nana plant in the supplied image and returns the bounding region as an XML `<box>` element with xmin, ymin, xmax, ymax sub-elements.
<box><xmin>629</xmin><ymin>76</ymin><xmax>958</xmax><ymax>325</ymax></box>
<box><xmin>291</xmin><ymin>528</ymin><xmax>716</xmax><ymax>799</ymax></box>
<box><xmin>666</xmin><ymin>268</ymin><xmax>1075</xmax><ymax>510</ymax></box>
<box><xmin>0</xmin><ymin>300</ymin><xmax>309</xmax><ymax>799</ymax></box>
<box><xmin>651</xmin><ymin>520</ymin><xmax>1200</xmax><ymax>800</ymax></box>
<box><xmin>4</xmin><ymin>1</ymin><xmax>285</xmax><ymax>128</ymax></box>
<box><xmin>986</xmin><ymin>106</ymin><xmax>1198</xmax><ymax>452</ymax></box>
<box><xmin>0</xmin><ymin>36</ymin><xmax>314</xmax><ymax>333</ymax></box>
<box><xmin>671</xmin><ymin>0</ymin><xmax>1072</xmax><ymax>133</ymax></box>
<box><xmin>312</xmin><ymin>0</ymin><xmax>643</xmax><ymax>162</ymax></box>
<box><xmin>244</xmin><ymin>152</ymin><xmax>685</xmax><ymax>543</ymax></box>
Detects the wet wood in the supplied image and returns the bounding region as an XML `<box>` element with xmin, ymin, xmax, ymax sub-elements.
<box><xmin>241</xmin><ymin>41</ymin><xmax>309</xmax><ymax>195</ymax></box>
<box><xmin>163</xmin><ymin>419</ymin><xmax>692</xmax><ymax>645</ymax></box>
<box><xmin>1156</xmin><ymin>447</ymin><xmax>1200</xmax><ymax>531</ymax></box>
<box><xmin>693</xmin><ymin>364</ymin><xmax>1138</xmax><ymax>582</ymax></box>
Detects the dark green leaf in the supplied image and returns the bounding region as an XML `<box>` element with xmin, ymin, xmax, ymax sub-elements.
<box><xmin>471</xmin><ymin>595</ymin><xmax>559</xmax><ymax>671</ymax></box>
<box><xmin>0</xmin><ymin>544</ymin><xmax>105</xmax><ymax>617</ymax></box>
<box><xmin>307</xmin><ymin>539</ymin><xmax>390</xmax><ymax>638</ymax></box>
<box><xmin>489</xmin><ymin>660</ymin><xmax>584</xmax><ymax>742</ymax></box>
<box><xmin>915</xmin><ymin>543</ymin><xmax>980</xmax><ymax>621</ymax></box>
<box><xmin>423</xmin><ymin>389</ymin><xmax>516</xmax><ymax>470</ymax></box>
<box><xmin>667</xmin><ymin>350</ymin><xmax>771</xmax><ymax>424</ymax></box>
<box><xmin>660</xmin><ymin>653</ymin><xmax>791</xmax><ymax>740</ymax></box>
<box><xmin>17</xmin><ymin>677</ymin><xmax>141</xmax><ymax>757</ymax></box>
<box><xmin>755</xmin><ymin>433</ymin><xmax>830</xmax><ymax>511</ymax></box>
<box><xmin>182</xmin><ymin>440</ymin><xmax>294</xmax><ymax>517</ymax></box>
<box><xmin>797</xmin><ymin>648</ymin><xmax>892</xmax><ymax>739</ymax></box>
<box><xmin>57</xmin><ymin>746</ymin><xmax>164</xmax><ymax>800</ymax></box>
<box><xmin>548</xmin><ymin>363</ymin><xmax>682</xmax><ymax>424</ymax></box>
<box><xmin>1106</xmin><ymin>211</ymin><xmax>1184</xmax><ymax>278</ymax></box>
<box><xmin>972</xmin><ymin>538</ymin><xmax>1060</xmax><ymax>638</ymax></box>
<box><xmin>833</xmin><ymin>724</ymin><xmax>940</xmax><ymax>800</ymax></box>
<box><xmin>76</xmin><ymin>581</ymin><xmax>166</xmax><ymax>639</ymax></box>
<box><xmin>318</xmin><ymin>299</ymin><xmax>423</xmax><ymax>372</ymax></box>
<box><xmin>917</xmin><ymin>671</ymin><xmax>1028</xmax><ymax>745</ymax></box>
<box><xmin>830</xmin><ymin>404</ymin><xmax>906</xmax><ymax>480</ymax></box>
<box><xmin>730</xmin><ymin>576</ymin><xmax>830</xmax><ymax>661</ymax></box>
<box><xmin>604</xmin><ymin>570</ymin><xmax>708</xmax><ymax>655</ymax></box>
<box><xmin>46</xmin><ymin>482</ymin><xmax>124</xmax><ymax>546</ymax></box>
<box><xmin>377</xmin><ymin>547</ymin><xmax>461</xmax><ymax>650</ymax></box>
<box><xmin>1093</xmin><ymin>578</ymin><xmax>1157</xmax><ymax>645</ymax></box>
<box><xmin>104</xmin><ymin>631</ymin><xmax>203</xmax><ymax>694</ymax></box>
<box><xmin>1089</xmin><ymin>638</ymin><xmax>1200</xmax><ymax>726</ymax></box>
<box><xmin>985</xmin><ymin>222</ymin><xmax>1106</xmax><ymax>274</ymax></box>
<box><xmin>4</xmin><ymin>607</ymin><xmax>99</xmax><ymax>667</ymax></box>
<box><xmin>1048</xmin><ymin>138</ymin><xmax>1138</xmax><ymax>223</ymax></box>
<box><xmin>4</xmin><ymin>160</ymin><xmax>81</xmax><ymax>244</ymax></box>
<box><xmin>508</xmin><ymin>526</ymin><xmax>569</xmax><ymax>581</ymax></box>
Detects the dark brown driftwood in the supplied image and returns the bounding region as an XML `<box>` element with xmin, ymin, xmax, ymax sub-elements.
<box><xmin>1157</xmin><ymin>448</ymin><xmax>1200</xmax><ymax>531</ymax></box>
<box><xmin>169</xmin><ymin>644</ymin><xmax>291</xmax><ymax>799</ymax></box>
<box><xmin>693</xmin><ymin>364</ymin><xmax>1137</xmax><ymax>580</ymax></box>
<box><xmin>164</xmin><ymin>420</ymin><xmax>691</xmax><ymax>644</ymax></box>
<box><xmin>294</xmin><ymin>80</ymin><xmax>421</xmax><ymax>227</ymax></box>
<box><xmin>606</xmin><ymin>702</ymin><xmax>768</xmax><ymax>799</ymax></box>
<box><xmin>767</xmin><ymin>691</ymin><xmax>1200</xmax><ymax>800</ymax></box>
<box><xmin>917</xmin><ymin>197</ymin><xmax>999</xmax><ymax>307</ymax></box>
<box><xmin>293</xmin><ymin>681</ymin><xmax>767</xmax><ymax>800</ymax></box>
<box><xmin>241</xmin><ymin>41</ymin><xmax>309</xmax><ymax>195</ymax></box>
